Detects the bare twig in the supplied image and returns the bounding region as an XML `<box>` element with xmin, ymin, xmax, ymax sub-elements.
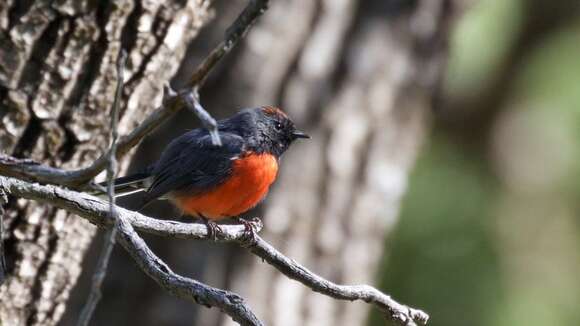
<box><xmin>187</xmin><ymin>0</ymin><xmax>270</xmax><ymax>88</ymax></box>
<box><xmin>181</xmin><ymin>90</ymin><xmax>221</xmax><ymax>145</ymax></box>
<box><xmin>0</xmin><ymin>188</ymin><xmax>7</xmax><ymax>285</ymax></box>
<box><xmin>248</xmin><ymin>241</ymin><xmax>429</xmax><ymax>326</ymax></box>
<box><xmin>77</xmin><ymin>50</ymin><xmax>127</xmax><ymax>326</ymax></box>
<box><xmin>0</xmin><ymin>175</ymin><xmax>429</xmax><ymax>326</ymax></box>
<box><xmin>0</xmin><ymin>0</ymin><xmax>271</xmax><ymax>189</ymax></box>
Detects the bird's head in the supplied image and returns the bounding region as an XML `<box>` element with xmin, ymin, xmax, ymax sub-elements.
<box><xmin>223</xmin><ymin>106</ymin><xmax>310</xmax><ymax>157</ymax></box>
<box><xmin>254</xmin><ymin>106</ymin><xmax>309</xmax><ymax>157</ymax></box>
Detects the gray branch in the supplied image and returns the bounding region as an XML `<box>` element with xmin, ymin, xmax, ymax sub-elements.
<box><xmin>0</xmin><ymin>188</ymin><xmax>7</xmax><ymax>285</ymax></box>
<box><xmin>248</xmin><ymin>242</ymin><xmax>429</xmax><ymax>326</ymax></box>
<box><xmin>181</xmin><ymin>89</ymin><xmax>221</xmax><ymax>146</ymax></box>
<box><xmin>187</xmin><ymin>0</ymin><xmax>270</xmax><ymax>88</ymax></box>
<box><xmin>0</xmin><ymin>175</ymin><xmax>428</xmax><ymax>326</ymax></box>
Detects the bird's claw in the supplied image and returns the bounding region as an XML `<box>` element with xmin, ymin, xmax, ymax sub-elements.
<box><xmin>237</xmin><ymin>217</ymin><xmax>260</xmax><ymax>246</ymax></box>
<box><xmin>201</xmin><ymin>217</ymin><xmax>223</xmax><ymax>240</ymax></box>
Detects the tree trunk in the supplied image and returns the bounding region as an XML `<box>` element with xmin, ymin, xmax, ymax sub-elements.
<box><xmin>197</xmin><ymin>1</ymin><xmax>455</xmax><ymax>325</ymax></box>
<box><xmin>0</xmin><ymin>1</ymin><xmax>210</xmax><ymax>325</ymax></box>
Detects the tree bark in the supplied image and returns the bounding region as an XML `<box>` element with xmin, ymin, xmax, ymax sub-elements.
<box><xmin>198</xmin><ymin>1</ymin><xmax>455</xmax><ymax>325</ymax></box>
<box><xmin>0</xmin><ymin>1</ymin><xmax>210</xmax><ymax>325</ymax></box>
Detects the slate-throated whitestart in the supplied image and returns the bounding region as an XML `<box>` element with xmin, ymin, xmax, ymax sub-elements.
<box><xmin>104</xmin><ymin>106</ymin><xmax>309</xmax><ymax>233</ymax></box>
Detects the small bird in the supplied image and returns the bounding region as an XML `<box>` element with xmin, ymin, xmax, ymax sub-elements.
<box><xmin>105</xmin><ymin>106</ymin><xmax>309</xmax><ymax>235</ymax></box>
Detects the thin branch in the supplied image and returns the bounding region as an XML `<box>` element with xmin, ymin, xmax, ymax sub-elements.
<box><xmin>77</xmin><ymin>50</ymin><xmax>127</xmax><ymax>326</ymax></box>
<box><xmin>248</xmin><ymin>242</ymin><xmax>429</xmax><ymax>326</ymax></box>
<box><xmin>115</xmin><ymin>213</ymin><xmax>263</xmax><ymax>326</ymax></box>
<box><xmin>0</xmin><ymin>175</ymin><xmax>429</xmax><ymax>326</ymax></box>
<box><xmin>181</xmin><ymin>90</ymin><xmax>221</xmax><ymax>145</ymax></box>
<box><xmin>187</xmin><ymin>0</ymin><xmax>270</xmax><ymax>88</ymax></box>
<box><xmin>0</xmin><ymin>188</ymin><xmax>7</xmax><ymax>285</ymax></box>
<box><xmin>0</xmin><ymin>0</ymin><xmax>271</xmax><ymax>188</ymax></box>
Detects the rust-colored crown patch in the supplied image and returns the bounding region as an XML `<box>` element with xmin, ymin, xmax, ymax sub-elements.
<box><xmin>262</xmin><ymin>106</ymin><xmax>288</xmax><ymax>118</ymax></box>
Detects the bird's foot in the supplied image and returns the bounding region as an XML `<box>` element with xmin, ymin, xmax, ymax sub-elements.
<box><xmin>236</xmin><ymin>217</ymin><xmax>261</xmax><ymax>246</ymax></box>
<box><xmin>201</xmin><ymin>216</ymin><xmax>223</xmax><ymax>240</ymax></box>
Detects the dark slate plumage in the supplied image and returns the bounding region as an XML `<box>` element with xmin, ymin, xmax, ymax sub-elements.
<box><xmin>127</xmin><ymin>107</ymin><xmax>308</xmax><ymax>208</ymax></box>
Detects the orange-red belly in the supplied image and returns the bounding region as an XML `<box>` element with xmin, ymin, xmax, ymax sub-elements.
<box><xmin>172</xmin><ymin>153</ymin><xmax>278</xmax><ymax>220</ymax></box>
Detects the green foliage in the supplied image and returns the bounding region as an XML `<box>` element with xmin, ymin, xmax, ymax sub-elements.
<box><xmin>369</xmin><ymin>139</ymin><xmax>502</xmax><ymax>326</ymax></box>
<box><xmin>445</xmin><ymin>0</ymin><xmax>523</xmax><ymax>99</ymax></box>
<box><xmin>371</xmin><ymin>1</ymin><xmax>580</xmax><ymax>325</ymax></box>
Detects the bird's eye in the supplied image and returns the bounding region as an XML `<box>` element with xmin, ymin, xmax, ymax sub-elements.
<box><xmin>275</xmin><ymin>122</ymin><xmax>283</xmax><ymax>130</ymax></box>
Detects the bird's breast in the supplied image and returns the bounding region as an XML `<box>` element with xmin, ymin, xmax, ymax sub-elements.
<box><xmin>174</xmin><ymin>152</ymin><xmax>278</xmax><ymax>220</ymax></box>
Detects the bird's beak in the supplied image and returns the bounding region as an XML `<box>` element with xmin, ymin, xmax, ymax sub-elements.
<box><xmin>292</xmin><ymin>130</ymin><xmax>310</xmax><ymax>139</ymax></box>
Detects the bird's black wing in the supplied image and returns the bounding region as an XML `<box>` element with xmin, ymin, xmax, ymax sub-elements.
<box><xmin>142</xmin><ymin>129</ymin><xmax>245</xmax><ymax>205</ymax></box>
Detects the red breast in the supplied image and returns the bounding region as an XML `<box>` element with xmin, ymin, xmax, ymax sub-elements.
<box><xmin>172</xmin><ymin>152</ymin><xmax>278</xmax><ymax>220</ymax></box>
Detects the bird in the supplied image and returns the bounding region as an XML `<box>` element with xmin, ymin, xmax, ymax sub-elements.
<box><xmin>102</xmin><ymin>106</ymin><xmax>309</xmax><ymax>237</ymax></box>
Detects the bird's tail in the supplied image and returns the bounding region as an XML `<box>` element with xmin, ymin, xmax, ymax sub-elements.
<box><xmin>91</xmin><ymin>171</ymin><xmax>152</xmax><ymax>198</ymax></box>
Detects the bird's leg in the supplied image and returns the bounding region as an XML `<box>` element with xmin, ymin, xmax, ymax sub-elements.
<box><xmin>200</xmin><ymin>215</ymin><xmax>223</xmax><ymax>240</ymax></box>
<box><xmin>236</xmin><ymin>217</ymin><xmax>261</xmax><ymax>245</ymax></box>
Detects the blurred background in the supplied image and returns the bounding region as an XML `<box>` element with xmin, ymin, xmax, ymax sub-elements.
<box><xmin>3</xmin><ymin>0</ymin><xmax>578</xmax><ymax>325</ymax></box>
<box><xmin>373</xmin><ymin>0</ymin><xmax>580</xmax><ymax>325</ymax></box>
